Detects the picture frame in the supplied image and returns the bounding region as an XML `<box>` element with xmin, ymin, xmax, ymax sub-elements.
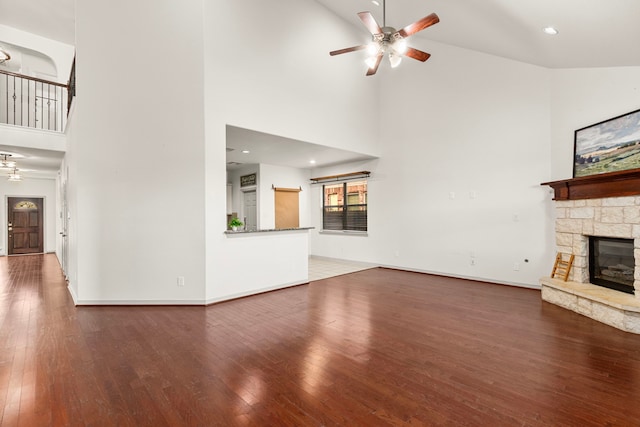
<box><xmin>240</xmin><ymin>173</ymin><xmax>257</xmax><ymax>187</ymax></box>
<box><xmin>574</xmin><ymin>108</ymin><xmax>640</xmax><ymax>177</ymax></box>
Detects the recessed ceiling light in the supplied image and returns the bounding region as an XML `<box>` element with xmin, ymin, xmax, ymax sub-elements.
<box><xmin>309</xmin><ymin>160</ymin><xmax>316</xmax><ymax>164</ymax></box>
<box><xmin>372</xmin><ymin>1</ymin><xmax>380</xmax><ymax>6</ymax></box>
<box><xmin>241</xmin><ymin>150</ymin><xmax>250</xmax><ymax>154</ymax></box>
<box><xmin>543</xmin><ymin>26</ymin><xmax>559</xmax><ymax>35</ymax></box>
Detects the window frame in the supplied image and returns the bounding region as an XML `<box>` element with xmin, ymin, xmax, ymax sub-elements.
<box><xmin>321</xmin><ymin>180</ymin><xmax>367</xmax><ymax>233</ymax></box>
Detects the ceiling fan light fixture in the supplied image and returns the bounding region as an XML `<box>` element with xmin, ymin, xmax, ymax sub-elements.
<box><xmin>389</xmin><ymin>52</ymin><xmax>402</xmax><ymax>68</ymax></box>
<box><xmin>366</xmin><ymin>42</ymin><xmax>380</xmax><ymax>56</ymax></box>
<box><xmin>393</xmin><ymin>38</ymin><xmax>408</xmax><ymax>55</ymax></box>
<box><xmin>329</xmin><ymin>0</ymin><xmax>439</xmax><ymax>76</ymax></box>
<box><xmin>365</xmin><ymin>56</ymin><xmax>379</xmax><ymax>69</ymax></box>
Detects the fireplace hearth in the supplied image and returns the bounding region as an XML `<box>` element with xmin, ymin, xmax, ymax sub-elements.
<box><xmin>589</xmin><ymin>237</ymin><xmax>635</xmax><ymax>295</ymax></box>
<box><xmin>538</xmin><ymin>180</ymin><xmax>640</xmax><ymax>333</ymax></box>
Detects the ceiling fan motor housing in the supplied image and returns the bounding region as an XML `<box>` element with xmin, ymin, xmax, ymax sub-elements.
<box><xmin>372</xmin><ymin>27</ymin><xmax>400</xmax><ymax>49</ymax></box>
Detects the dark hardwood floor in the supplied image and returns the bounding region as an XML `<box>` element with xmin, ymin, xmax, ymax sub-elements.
<box><xmin>1</xmin><ymin>254</ymin><xmax>639</xmax><ymax>426</ymax></box>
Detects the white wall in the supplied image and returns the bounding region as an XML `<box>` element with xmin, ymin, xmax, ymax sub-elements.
<box><xmin>61</xmin><ymin>0</ymin><xmax>640</xmax><ymax>304</ymax></box>
<box><xmin>204</xmin><ymin>0</ymin><xmax>380</xmax><ymax>302</ymax></box>
<box><xmin>310</xmin><ymin>56</ymin><xmax>640</xmax><ymax>290</ymax></box>
<box><xmin>258</xmin><ymin>163</ymin><xmax>311</xmax><ymax>230</ymax></box>
<box><xmin>211</xmin><ymin>230</ymin><xmax>309</xmax><ymax>304</ymax></box>
<box><xmin>549</xmin><ymin>67</ymin><xmax>640</xmax><ymax>180</ymax></box>
<box><xmin>70</xmin><ymin>0</ymin><xmax>206</xmax><ymax>304</ymax></box>
<box><xmin>0</xmin><ymin>125</ymin><xmax>66</xmax><ymax>152</ymax></box>
<box><xmin>312</xmin><ymin>42</ymin><xmax>554</xmax><ymax>288</ymax></box>
<box><xmin>0</xmin><ymin>177</ymin><xmax>57</xmax><ymax>256</ymax></box>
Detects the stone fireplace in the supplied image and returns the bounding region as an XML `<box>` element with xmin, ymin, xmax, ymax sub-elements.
<box><xmin>550</xmin><ymin>196</ymin><xmax>640</xmax><ymax>291</ymax></box>
<box><xmin>540</xmin><ymin>170</ymin><xmax>640</xmax><ymax>334</ymax></box>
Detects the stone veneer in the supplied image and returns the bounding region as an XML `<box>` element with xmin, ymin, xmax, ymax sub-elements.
<box><xmin>540</xmin><ymin>196</ymin><xmax>640</xmax><ymax>334</ymax></box>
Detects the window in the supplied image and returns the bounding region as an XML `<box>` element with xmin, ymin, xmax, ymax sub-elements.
<box><xmin>323</xmin><ymin>180</ymin><xmax>367</xmax><ymax>231</ymax></box>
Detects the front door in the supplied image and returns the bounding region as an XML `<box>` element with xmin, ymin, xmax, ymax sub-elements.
<box><xmin>8</xmin><ymin>197</ymin><xmax>44</xmax><ymax>255</ymax></box>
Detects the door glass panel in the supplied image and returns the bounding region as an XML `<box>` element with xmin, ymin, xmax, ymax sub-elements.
<box><xmin>14</xmin><ymin>201</ymin><xmax>37</xmax><ymax>209</ymax></box>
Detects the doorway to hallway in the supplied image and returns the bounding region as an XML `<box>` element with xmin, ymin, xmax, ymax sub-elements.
<box><xmin>243</xmin><ymin>190</ymin><xmax>257</xmax><ymax>231</ymax></box>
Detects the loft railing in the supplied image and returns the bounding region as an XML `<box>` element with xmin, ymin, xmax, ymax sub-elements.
<box><xmin>0</xmin><ymin>70</ymin><xmax>69</xmax><ymax>132</ymax></box>
<box><xmin>67</xmin><ymin>58</ymin><xmax>75</xmax><ymax>112</ymax></box>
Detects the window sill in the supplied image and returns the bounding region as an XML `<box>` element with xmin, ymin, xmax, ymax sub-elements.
<box><xmin>319</xmin><ymin>230</ymin><xmax>368</xmax><ymax>236</ymax></box>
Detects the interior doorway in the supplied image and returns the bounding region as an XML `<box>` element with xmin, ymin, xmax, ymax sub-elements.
<box><xmin>7</xmin><ymin>197</ymin><xmax>44</xmax><ymax>255</ymax></box>
<box><xmin>243</xmin><ymin>190</ymin><xmax>257</xmax><ymax>231</ymax></box>
<box><xmin>60</xmin><ymin>168</ymin><xmax>69</xmax><ymax>276</ymax></box>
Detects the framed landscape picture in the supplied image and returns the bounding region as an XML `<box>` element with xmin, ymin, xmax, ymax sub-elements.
<box><xmin>574</xmin><ymin>108</ymin><xmax>640</xmax><ymax>177</ymax></box>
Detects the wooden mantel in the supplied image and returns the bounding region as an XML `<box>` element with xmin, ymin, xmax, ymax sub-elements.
<box><xmin>541</xmin><ymin>169</ymin><xmax>640</xmax><ymax>201</ymax></box>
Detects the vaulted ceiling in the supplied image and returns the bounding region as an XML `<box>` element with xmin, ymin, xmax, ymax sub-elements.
<box><xmin>0</xmin><ymin>0</ymin><xmax>75</xmax><ymax>45</ymax></box>
<box><xmin>2</xmin><ymin>0</ymin><xmax>640</xmax><ymax>68</ymax></box>
<box><xmin>316</xmin><ymin>0</ymin><xmax>640</xmax><ymax>69</ymax></box>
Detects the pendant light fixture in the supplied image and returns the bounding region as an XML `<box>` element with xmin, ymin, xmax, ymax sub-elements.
<box><xmin>8</xmin><ymin>167</ymin><xmax>22</xmax><ymax>182</ymax></box>
<box><xmin>0</xmin><ymin>154</ymin><xmax>16</xmax><ymax>169</ymax></box>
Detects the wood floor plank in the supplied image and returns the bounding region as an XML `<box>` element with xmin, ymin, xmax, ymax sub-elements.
<box><xmin>2</xmin><ymin>255</ymin><xmax>640</xmax><ymax>426</ymax></box>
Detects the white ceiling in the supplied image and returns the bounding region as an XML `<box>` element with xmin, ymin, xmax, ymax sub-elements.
<box><xmin>317</xmin><ymin>0</ymin><xmax>640</xmax><ymax>69</ymax></box>
<box><xmin>0</xmin><ymin>0</ymin><xmax>75</xmax><ymax>45</ymax></box>
<box><xmin>226</xmin><ymin>126</ymin><xmax>376</xmax><ymax>170</ymax></box>
<box><xmin>0</xmin><ymin>145</ymin><xmax>64</xmax><ymax>179</ymax></box>
<box><xmin>2</xmin><ymin>0</ymin><xmax>637</xmax><ymax>69</ymax></box>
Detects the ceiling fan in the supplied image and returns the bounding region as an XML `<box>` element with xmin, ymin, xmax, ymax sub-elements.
<box><xmin>329</xmin><ymin>0</ymin><xmax>439</xmax><ymax>76</ymax></box>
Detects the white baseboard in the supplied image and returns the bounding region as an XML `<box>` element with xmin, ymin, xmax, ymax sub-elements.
<box><xmin>379</xmin><ymin>263</ymin><xmax>542</xmax><ymax>290</ymax></box>
<box><xmin>205</xmin><ymin>280</ymin><xmax>309</xmax><ymax>305</ymax></box>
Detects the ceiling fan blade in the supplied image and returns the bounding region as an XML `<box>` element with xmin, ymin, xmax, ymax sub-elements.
<box><xmin>404</xmin><ymin>47</ymin><xmax>431</xmax><ymax>62</ymax></box>
<box><xmin>397</xmin><ymin>13</ymin><xmax>440</xmax><ymax>38</ymax></box>
<box><xmin>330</xmin><ymin>45</ymin><xmax>367</xmax><ymax>56</ymax></box>
<box><xmin>358</xmin><ymin>11</ymin><xmax>383</xmax><ymax>35</ymax></box>
<box><xmin>366</xmin><ymin>54</ymin><xmax>383</xmax><ymax>76</ymax></box>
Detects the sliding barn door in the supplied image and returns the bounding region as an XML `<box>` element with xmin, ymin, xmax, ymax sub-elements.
<box><xmin>274</xmin><ymin>188</ymin><xmax>300</xmax><ymax>229</ymax></box>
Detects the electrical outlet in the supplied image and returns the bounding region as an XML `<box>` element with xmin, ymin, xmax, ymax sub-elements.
<box><xmin>513</xmin><ymin>263</ymin><xmax>520</xmax><ymax>271</ymax></box>
<box><xmin>177</xmin><ymin>276</ymin><xmax>185</xmax><ymax>287</ymax></box>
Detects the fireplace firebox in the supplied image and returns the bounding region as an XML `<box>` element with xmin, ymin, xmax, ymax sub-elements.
<box><xmin>589</xmin><ymin>237</ymin><xmax>635</xmax><ymax>295</ymax></box>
